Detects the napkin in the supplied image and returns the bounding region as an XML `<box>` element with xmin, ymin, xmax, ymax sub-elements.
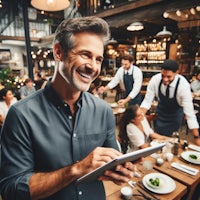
<box><xmin>188</xmin><ymin>144</ymin><xmax>200</xmax><ymax>152</ymax></box>
<box><xmin>171</xmin><ymin>162</ymin><xmax>199</xmax><ymax>176</ymax></box>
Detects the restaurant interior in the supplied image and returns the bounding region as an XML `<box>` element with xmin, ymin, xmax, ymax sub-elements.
<box><xmin>0</xmin><ymin>0</ymin><xmax>200</xmax><ymax>200</ymax></box>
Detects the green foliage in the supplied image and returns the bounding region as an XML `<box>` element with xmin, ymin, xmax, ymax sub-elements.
<box><xmin>0</xmin><ymin>67</ymin><xmax>20</xmax><ymax>94</ymax></box>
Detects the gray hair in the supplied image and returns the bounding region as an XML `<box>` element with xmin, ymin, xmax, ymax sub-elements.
<box><xmin>53</xmin><ymin>16</ymin><xmax>110</xmax><ymax>55</ymax></box>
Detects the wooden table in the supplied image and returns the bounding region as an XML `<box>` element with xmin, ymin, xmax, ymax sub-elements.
<box><xmin>104</xmin><ymin>142</ymin><xmax>200</xmax><ymax>200</ymax></box>
<box><xmin>152</xmin><ymin>144</ymin><xmax>200</xmax><ymax>200</ymax></box>
<box><xmin>104</xmin><ymin>167</ymin><xmax>187</xmax><ymax>200</ymax></box>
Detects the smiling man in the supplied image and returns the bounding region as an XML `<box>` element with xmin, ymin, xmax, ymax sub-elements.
<box><xmin>0</xmin><ymin>16</ymin><xmax>135</xmax><ymax>200</ymax></box>
<box><xmin>140</xmin><ymin>59</ymin><xmax>200</xmax><ymax>146</ymax></box>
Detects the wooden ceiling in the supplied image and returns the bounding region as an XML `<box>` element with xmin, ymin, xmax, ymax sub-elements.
<box><xmin>93</xmin><ymin>0</ymin><xmax>200</xmax><ymax>43</ymax></box>
<box><xmin>0</xmin><ymin>0</ymin><xmax>199</xmax><ymax>46</ymax></box>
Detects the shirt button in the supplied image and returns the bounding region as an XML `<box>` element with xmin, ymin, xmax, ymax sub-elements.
<box><xmin>73</xmin><ymin>133</ymin><xmax>76</xmax><ymax>137</ymax></box>
<box><xmin>69</xmin><ymin>116</ymin><xmax>72</xmax><ymax>120</ymax></box>
<box><xmin>78</xmin><ymin>191</ymin><xmax>82</xmax><ymax>195</ymax></box>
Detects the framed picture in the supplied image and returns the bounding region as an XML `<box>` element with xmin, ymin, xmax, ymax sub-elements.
<box><xmin>0</xmin><ymin>49</ymin><xmax>11</xmax><ymax>62</ymax></box>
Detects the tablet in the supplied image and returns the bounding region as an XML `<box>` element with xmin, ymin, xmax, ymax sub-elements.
<box><xmin>76</xmin><ymin>143</ymin><xmax>165</xmax><ymax>184</ymax></box>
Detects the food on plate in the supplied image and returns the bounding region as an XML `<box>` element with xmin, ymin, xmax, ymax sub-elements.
<box><xmin>146</xmin><ymin>177</ymin><xmax>162</xmax><ymax>189</ymax></box>
<box><xmin>189</xmin><ymin>154</ymin><xmax>198</xmax><ymax>159</ymax></box>
<box><xmin>188</xmin><ymin>154</ymin><xmax>199</xmax><ymax>160</ymax></box>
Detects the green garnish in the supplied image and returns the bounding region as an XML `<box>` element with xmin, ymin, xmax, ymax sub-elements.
<box><xmin>149</xmin><ymin>177</ymin><xmax>160</xmax><ymax>186</ymax></box>
<box><xmin>189</xmin><ymin>154</ymin><xmax>198</xmax><ymax>160</ymax></box>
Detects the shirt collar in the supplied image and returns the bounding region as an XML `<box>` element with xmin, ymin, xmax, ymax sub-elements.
<box><xmin>44</xmin><ymin>80</ymin><xmax>83</xmax><ymax>108</ymax></box>
<box><xmin>169</xmin><ymin>74</ymin><xmax>179</xmax><ymax>88</ymax></box>
<box><xmin>124</xmin><ymin>65</ymin><xmax>133</xmax><ymax>74</ymax></box>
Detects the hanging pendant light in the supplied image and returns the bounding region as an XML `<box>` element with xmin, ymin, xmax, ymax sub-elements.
<box><xmin>127</xmin><ymin>22</ymin><xmax>144</xmax><ymax>31</ymax></box>
<box><xmin>107</xmin><ymin>37</ymin><xmax>118</xmax><ymax>45</ymax></box>
<box><xmin>31</xmin><ymin>0</ymin><xmax>70</xmax><ymax>12</ymax></box>
<box><xmin>156</xmin><ymin>26</ymin><xmax>172</xmax><ymax>37</ymax></box>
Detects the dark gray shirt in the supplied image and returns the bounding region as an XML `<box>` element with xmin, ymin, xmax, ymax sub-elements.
<box><xmin>0</xmin><ymin>81</ymin><xmax>118</xmax><ymax>200</ymax></box>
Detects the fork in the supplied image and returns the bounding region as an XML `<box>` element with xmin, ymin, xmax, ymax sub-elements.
<box><xmin>137</xmin><ymin>181</ymin><xmax>160</xmax><ymax>200</ymax></box>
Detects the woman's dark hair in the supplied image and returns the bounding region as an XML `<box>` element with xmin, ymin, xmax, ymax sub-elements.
<box><xmin>118</xmin><ymin>104</ymin><xmax>139</xmax><ymax>153</ymax></box>
<box><xmin>0</xmin><ymin>88</ymin><xmax>10</xmax><ymax>101</ymax></box>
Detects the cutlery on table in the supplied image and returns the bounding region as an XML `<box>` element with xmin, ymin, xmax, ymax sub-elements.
<box><xmin>137</xmin><ymin>181</ymin><xmax>160</xmax><ymax>200</ymax></box>
<box><xmin>171</xmin><ymin>162</ymin><xmax>199</xmax><ymax>176</ymax></box>
<box><xmin>137</xmin><ymin>188</ymin><xmax>152</xmax><ymax>200</ymax></box>
<box><xmin>167</xmin><ymin>166</ymin><xmax>194</xmax><ymax>178</ymax></box>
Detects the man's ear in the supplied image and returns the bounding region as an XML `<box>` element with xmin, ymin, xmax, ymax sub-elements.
<box><xmin>53</xmin><ymin>43</ymin><xmax>64</xmax><ymax>61</ymax></box>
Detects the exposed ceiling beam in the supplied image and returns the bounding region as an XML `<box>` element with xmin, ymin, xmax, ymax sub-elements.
<box><xmin>178</xmin><ymin>20</ymin><xmax>200</xmax><ymax>29</ymax></box>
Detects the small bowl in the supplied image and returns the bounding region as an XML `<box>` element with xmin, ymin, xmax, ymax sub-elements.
<box><xmin>120</xmin><ymin>186</ymin><xmax>133</xmax><ymax>200</ymax></box>
<box><xmin>156</xmin><ymin>158</ymin><xmax>164</xmax><ymax>166</ymax></box>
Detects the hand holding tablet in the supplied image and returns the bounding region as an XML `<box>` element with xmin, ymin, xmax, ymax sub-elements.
<box><xmin>76</xmin><ymin>143</ymin><xmax>165</xmax><ymax>184</ymax></box>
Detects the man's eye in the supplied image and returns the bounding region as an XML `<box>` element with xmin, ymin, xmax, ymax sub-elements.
<box><xmin>80</xmin><ymin>53</ymin><xmax>90</xmax><ymax>59</ymax></box>
<box><xmin>96</xmin><ymin>58</ymin><xmax>103</xmax><ymax>64</ymax></box>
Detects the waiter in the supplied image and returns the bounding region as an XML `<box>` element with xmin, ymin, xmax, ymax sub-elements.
<box><xmin>140</xmin><ymin>59</ymin><xmax>200</xmax><ymax>146</ymax></box>
<box><xmin>99</xmin><ymin>55</ymin><xmax>143</xmax><ymax>106</ymax></box>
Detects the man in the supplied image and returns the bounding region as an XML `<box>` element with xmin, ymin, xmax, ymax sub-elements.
<box><xmin>191</xmin><ymin>70</ymin><xmax>200</xmax><ymax>94</ymax></box>
<box><xmin>140</xmin><ymin>59</ymin><xmax>200</xmax><ymax>146</ymax></box>
<box><xmin>0</xmin><ymin>16</ymin><xmax>135</xmax><ymax>200</ymax></box>
<box><xmin>99</xmin><ymin>55</ymin><xmax>143</xmax><ymax>106</ymax></box>
<box><xmin>19</xmin><ymin>78</ymin><xmax>36</xmax><ymax>99</ymax></box>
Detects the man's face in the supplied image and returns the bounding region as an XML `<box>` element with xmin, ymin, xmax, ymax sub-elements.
<box><xmin>121</xmin><ymin>59</ymin><xmax>132</xmax><ymax>71</ymax></box>
<box><xmin>161</xmin><ymin>69</ymin><xmax>177</xmax><ymax>86</ymax></box>
<box><xmin>57</xmin><ymin>32</ymin><xmax>104</xmax><ymax>92</ymax></box>
<box><xmin>197</xmin><ymin>73</ymin><xmax>200</xmax><ymax>81</ymax></box>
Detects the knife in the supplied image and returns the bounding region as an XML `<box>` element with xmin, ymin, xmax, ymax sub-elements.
<box><xmin>137</xmin><ymin>188</ymin><xmax>152</xmax><ymax>200</ymax></box>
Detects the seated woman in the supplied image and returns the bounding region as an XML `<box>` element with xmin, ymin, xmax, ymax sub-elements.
<box><xmin>118</xmin><ymin>104</ymin><xmax>171</xmax><ymax>153</ymax></box>
<box><xmin>0</xmin><ymin>88</ymin><xmax>18</xmax><ymax>126</ymax></box>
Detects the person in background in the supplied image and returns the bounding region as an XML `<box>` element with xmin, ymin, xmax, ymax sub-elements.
<box><xmin>0</xmin><ymin>16</ymin><xmax>135</xmax><ymax>200</ymax></box>
<box><xmin>0</xmin><ymin>88</ymin><xmax>17</xmax><ymax>126</ymax></box>
<box><xmin>19</xmin><ymin>78</ymin><xmax>36</xmax><ymax>99</ymax></box>
<box><xmin>118</xmin><ymin>104</ymin><xmax>171</xmax><ymax>153</ymax></box>
<box><xmin>140</xmin><ymin>59</ymin><xmax>200</xmax><ymax>146</ymax></box>
<box><xmin>191</xmin><ymin>70</ymin><xmax>200</xmax><ymax>95</ymax></box>
<box><xmin>34</xmin><ymin>72</ymin><xmax>47</xmax><ymax>90</ymax></box>
<box><xmin>98</xmin><ymin>55</ymin><xmax>143</xmax><ymax>106</ymax></box>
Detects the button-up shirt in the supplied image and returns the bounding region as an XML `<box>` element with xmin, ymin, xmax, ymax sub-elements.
<box><xmin>0</xmin><ymin>81</ymin><xmax>118</xmax><ymax>200</ymax></box>
<box><xmin>141</xmin><ymin>73</ymin><xmax>199</xmax><ymax>130</ymax></box>
<box><xmin>107</xmin><ymin>65</ymin><xmax>143</xmax><ymax>99</ymax></box>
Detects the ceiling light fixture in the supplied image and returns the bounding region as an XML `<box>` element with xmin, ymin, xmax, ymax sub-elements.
<box><xmin>31</xmin><ymin>0</ymin><xmax>70</xmax><ymax>12</ymax></box>
<box><xmin>163</xmin><ymin>12</ymin><xmax>169</xmax><ymax>18</ymax></box>
<box><xmin>107</xmin><ymin>37</ymin><xmax>118</xmax><ymax>45</ymax></box>
<box><xmin>156</xmin><ymin>26</ymin><xmax>172</xmax><ymax>37</ymax></box>
<box><xmin>127</xmin><ymin>22</ymin><xmax>144</xmax><ymax>31</ymax></box>
<box><xmin>190</xmin><ymin>8</ymin><xmax>196</xmax><ymax>15</ymax></box>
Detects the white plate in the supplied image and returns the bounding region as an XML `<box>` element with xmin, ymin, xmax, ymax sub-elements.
<box><xmin>110</xmin><ymin>102</ymin><xmax>118</xmax><ymax>108</ymax></box>
<box><xmin>142</xmin><ymin>173</ymin><xmax>176</xmax><ymax>194</ymax></box>
<box><xmin>181</xmin><ymin>151</ymin><xmax>200</xmax><ymax>165</ymax></box>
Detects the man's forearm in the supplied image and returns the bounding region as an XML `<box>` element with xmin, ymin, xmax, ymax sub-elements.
<box><xmin>29</xmin><ymin>164</ymin><xmax>80</xmax><ymax>200</ymax></box>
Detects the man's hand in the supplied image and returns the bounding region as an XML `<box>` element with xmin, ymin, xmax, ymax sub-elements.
<box><xmin>76</xmin><ymin>147</ymin><xmax>135</xmax><ymax>184</ymax></box>
<box><xmin>98</xmin><ymin>86</ymin><xmax>106</xmax><ymax>94</ymax></box>
<box><xmin>98</xmin><ymin>162</ymin><xmax>135</xmax><ymax>185</ymax></box>
<box><xmin>118</xmin><ymin>99</ymin><xmax>128</xmax><ymax>107</ymax></box>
